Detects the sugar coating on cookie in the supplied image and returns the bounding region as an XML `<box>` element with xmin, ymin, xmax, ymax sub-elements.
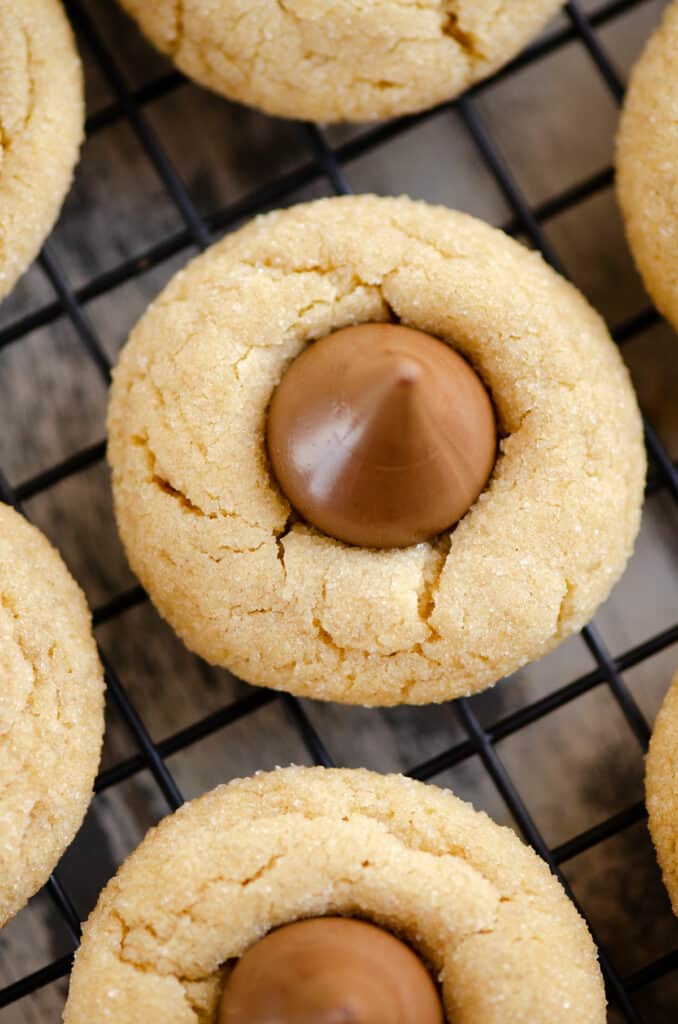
<box><xmin>0</xmin><ymin>503</ymin><xmax>104</xmax><ymax>927</ymax></box>
<box><xmin>646</xmin><ymin>666</ymin><xmax>678</xmax><ymax>915</ymax></box>
<box><xmin>64</xmin><ymin>767</ymin><xmax>606</xmax><ymax>1022</ymax></box>
<box><xmin>117</xmin><ymin>0</ymin><xmax>563</xmax><ymax>122</ymax></box>
<box><xmin>108</xmin><ymin>195</ymin><xmax>645</xmax><ymax>706</ymax></box>
<box><xmin>617</xmin><ymin>2</ymin><xmax>678</xmax><ymax>332</ymax></box>
<box><xmin>0</xmin><ymin>0</ymin><xmax>83</xmax><ymax>302</ymax></box>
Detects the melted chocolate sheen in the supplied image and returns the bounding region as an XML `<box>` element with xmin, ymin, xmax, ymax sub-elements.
<box><xmin>267</xmin><ymin>323</ymin><xmax>497</xmax><ymax>548</ymax></box>
<box><xmin>218</xmin><ymin>917</ymin><xmax>445</xmax><ymax>1024</ymax></box>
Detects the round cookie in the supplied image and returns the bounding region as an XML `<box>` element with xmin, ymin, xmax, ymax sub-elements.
<box><xmin>107</xmin><ymin>194</ymin><xmax>645</xmax><ymax>707</ymax></box>
<box><xmin>0</xmin><ymin>0</ymin><xmax>83</xmax><ymax>302</ymax></box>
<box><xmin>64</xmin><ymin>766</ymin><xmax>606</xmax><ymax>1022</ymax></box>
<box><xmin>0</xmin><ymin>503</ymin><xmax>104</xmax><ymax>927</ymax></box>
<box><xmin>617</xmin><ymin>1</ymin><xmax>678</xmax><ymax>333</ymax></box>
<box><xmin>646</xmin><ymin>665</ymin><xmax>678</xmax><ymax>915</ymax></box>
<box><xmin>117</xmin><ymin>0</ymin><xmax>563</xmax><ymax>123</ymax></box>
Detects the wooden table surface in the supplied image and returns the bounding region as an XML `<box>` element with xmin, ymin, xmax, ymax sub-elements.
<box><xmin>1</xmin><ymin>1</ymin><xmax>677</xmax><ymax>1021</ymax></box>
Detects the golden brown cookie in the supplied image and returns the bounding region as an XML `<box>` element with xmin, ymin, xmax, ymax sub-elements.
<box><xmin>107</xmin><ymin>195</ymin><xmax>645</xmax><ymax>706</ymax></box>
<box><xmin>117</xmin><ymin>0</ymin><xmax>563</xmax><ymax>123</ymax></box>
<box><xmin>0</xmin><ymin>0</ymin><xmax>83</xmax><ymax>302</ymax></box>
<box><xmin>646</xmin><ymin>665</ymin><xmax>678</xmax><ymax>914</ymax></box>
<box><xmin>0</xmin><ymin>503</ymin><xmax>104</xmax><ymax>928</ymax></box>
<box><xmin>617</xmin><ymin>1</ymin><xmax>678</xmax><ymax>332</ymax></box>
<box><xmin>64</xmin><ymin>767</ymin><xmax>606</xmax><ymax>1023</ymax></box>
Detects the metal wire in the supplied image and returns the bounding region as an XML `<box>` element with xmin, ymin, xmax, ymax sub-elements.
<box><xmin>1</xmin><ymin>0</ymin><xmax>677</xmax><ymax>1018</ymax></box>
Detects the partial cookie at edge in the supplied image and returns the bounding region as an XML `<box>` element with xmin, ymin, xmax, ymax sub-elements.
<box><xmin>617</xmin><ymin>1</ymin><xmax>678</xmax><ymax>332</ymax></box>
<box><xmin>0</xmin><ymin>0</ymin><xmax>83</xmax><ymax>301</ymax></box>
<box><xmin>64</xmin><ymin>766</ymin><xmax>606</xmax><ymax>1023</ymax></box>
<box><xmin>646</xmin><ymin>666</ymin><xmax>678</xmax><ymax>915</ymax></box>
<box><xmin>117</xmin><ymin>0</ymin><xmax>563</xmax><ymax>122</ymax></box>
<box><xmin>0</xmin><ymin>503</ymin><xmax>104</xmax><ymax>927</ymax></box>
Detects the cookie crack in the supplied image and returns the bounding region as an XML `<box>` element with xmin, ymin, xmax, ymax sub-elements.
<box><xmin>441</xmin><ymin>4</ymin><xmax>485</xmax><ymax>61</ymax></box>
<box><xmin>274</xmin><ymin>514</ymin><xmax>295</xmax><ymax>582</ymax></box>
<box><xmin>207</xmin><ymin>543</ymin><xmax>268</xmax><ymax>562</ymax></box>
<box><xmin>109</xmin><ymin>811</ymin><xmax>511</xmax><ymax>1005</ymax></box>
<box><xmin>387</xmin><ymin>217</ymin><xmax>470</xmax><ymax>262</ymax></box>
<box><xmin>312</xmin><ymin>578</ymin><xmax>349</xmax><ymax>663</ymax></box>
<box><xmin>0</xmin><ymin>26</ymin><xmax>37</xmax><ymax>160</ymax></box>
<box><xmin>555</xmin><ymin>577</ymin><xmax>577</xmax><ymax>638</ymax></box>
<box><xmin>0</xmin><ymin>593</ymin><xmax>36</xmax><ymax>688</ymax></box>
<box><xmin>149</xmin><ymin>472</ymin><xmax>270</xmax><ymax>555</ymax></box>
<box><xmin>152</xmin><ymin>473</ymin><xmax>207</xmax><ymax>516</ymax></box>
<box><xmin>354</xmin><ymin>76</ymin><xmax>402</xmax><ymax>90</ymax></box>
<box><xmin>230</xmin><ymin>259</ymin><xmax>396</xmax><ymax>337</ymax></box>
<box><xmin>113</xmin><ymin>853</ymin><xmax>286</xmax><ymax>977</ymax></box>
<box><xmin>274</xmin><ymin>0</ymin><xmax>299</xmax><ymax>18</ymax></box>
<box><xmin>416</xmin><ymin>536</ymin><xmax>451</xmax><ymax>642</ymax></box>
<box><xmin>0</xmin><ymin>596</ymin><xmax>76</xmax><ymax>836</ymax></box>
<box><xmin>238</xmin><ymin>257</ymin><xmax>376</xmax><ymax>289</ymax></box>
<box><xmin>0</xmin><ymin>592</ymin><xmax>66</xmax><ymax>735</ymax></box>
<box><xmin>133</xmin><ymin>432</ymin><xmax>264</xmax><ymax>533</ymax></box>
<box><xmin>270</xmin><ymin>0</ymin><xmax>485</xmax><ymax>68</ymax></box>
<box><xmin>146</xmin><ymin>371</ymin><xmax>208</xmax><ymax>458</ymax></box>
<box><xmin>171</xmin><ymin>0</ymin><xmax>185</xmax><ymax>56</ymax></box>
<box><xmin>305</xmin><ymin>539</ymin><xmax>453</xmax><ymax>667</ymax></box>
<box><xmin>240</xmin><ymin>852</ymin><xmax>283</xmax><ymax>887</ymax></box>
<box><xmin>19</xmin><ymin>26</ymin><xmax>36</xmax><ymax>136</ymax></box>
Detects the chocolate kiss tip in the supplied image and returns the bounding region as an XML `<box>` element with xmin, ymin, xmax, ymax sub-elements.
<box><xmin>353</xmin><ymin>352</ymin><xmax>428</xmax><ymax>433</ymax></box>
<box><xmin>394</xmin><ymin>357</ymin><xmax>422</xmax><ymax>386</ymax></box>
<box><xmin>266</xmin><ymin>322</ymin><xmax>498</xmax><ymax>549</ymax></box>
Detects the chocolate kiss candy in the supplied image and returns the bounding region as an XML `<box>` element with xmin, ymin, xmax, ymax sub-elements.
<box><xmin>267</xmin><ymin>322</ymin><xmax>497</xmax><ymax>548</ymax></box>
<box><xmin>218</xmin><ymin>917</ymin><xmax>445</xmax><ymax>1024</ymax></box>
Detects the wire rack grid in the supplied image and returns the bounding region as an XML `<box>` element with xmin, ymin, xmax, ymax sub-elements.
<box><xmin>0</xmin><ymin>0</ymin><xmax>677</xmax><ymax>1020</ymax></box>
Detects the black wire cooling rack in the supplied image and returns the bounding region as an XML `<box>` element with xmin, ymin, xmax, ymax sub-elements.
<box><xmin>1</xmin><ymin>0</ymin><xmax>677</xmax><ymax>1019</ymax></box>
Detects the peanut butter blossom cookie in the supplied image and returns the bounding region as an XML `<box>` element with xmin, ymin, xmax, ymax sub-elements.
<box><xmin>64</xmin><ymin>767</ymin><xmax>606</xmax><ymax>1022</ymax></box>
<box><xmin>646</xmin><ymin>665</ymin><xmax>678</xmax><ymax>915</ymax></box>
<box><xmin>108</xmin><ymin>195</ymin><xmax>645</xmax><ymax>706</ymax></box>
<box><xmin>0</xmin><ymin>503</ymin><xmax>104</xmax><ymax>927</ymax></box>
<box><xmin>0</xmin><ymin>0</ymin><xmax>83</xmax><ymax>302</ymax></box>
<box><xmin>117</xmin><ymin>0</ymin><xmax>563</xmax><ymax>122</ymax></box>
<box><xmin>617</xmin><ymin>1</ymin><xmax>678</xmax><ymax>332</ymax></box>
